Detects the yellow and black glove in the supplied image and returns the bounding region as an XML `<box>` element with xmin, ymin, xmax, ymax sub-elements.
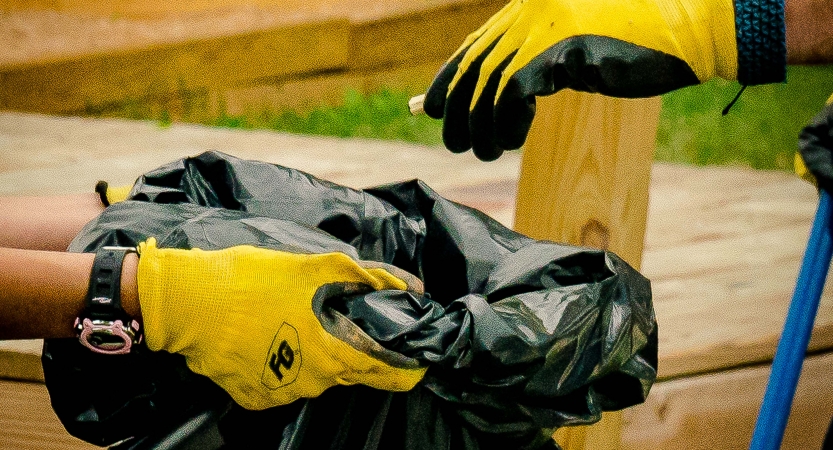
<box><xmin>796</xmin><ymin>94</ymin><xmax>833</xmax><ymax>191</ymax></box>
<box><xmin>424</xmin><ymin>0</ymin><xmax>786</xmax><ymax>161</ymax></box>
<box><xmin>95</xmin><ymin>181</ymin><xmax>132</xmax><ymax>206</ymax></box>
<box><xmin>136</xmin><ymin>237</ymin><xmax>427</xmax><ymax>410</ymax></box>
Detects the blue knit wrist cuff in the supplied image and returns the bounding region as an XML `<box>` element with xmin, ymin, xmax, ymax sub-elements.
<box><xmin>734</xmin><ymin>0</ymin><xmax>786</xmax><ymax>85</ymax></box>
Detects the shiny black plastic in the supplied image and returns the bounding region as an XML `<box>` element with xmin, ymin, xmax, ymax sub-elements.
<box><xmin>44</xmin><ymin>151</ymin><xmax>656</xmax><ymax>449</ymax></box>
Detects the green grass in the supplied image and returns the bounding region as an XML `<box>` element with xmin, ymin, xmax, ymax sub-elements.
<box><xmin>207</xmin><ymin>66</ymin><xmax>833</xmax><ymax>172</ymax></box>
<box><xmin>213</xmin><ymin>90</ymin><xmax>443</xmax><ymax>146</ymax></box>
<box><xmin>91</xmin><ymin>66</ymin><xmax>833</xmax><ymax>172</ymax></box>
<box><xmin>655</xmin><ymin>65</ymin><xmax>833</xmax><ymax>171</ymax></box>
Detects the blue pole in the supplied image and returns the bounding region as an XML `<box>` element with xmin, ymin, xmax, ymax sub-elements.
<box><xmin>749</xmin><ymin>190</ymin><xmax>833</xmax><ymax>450</ymax></box>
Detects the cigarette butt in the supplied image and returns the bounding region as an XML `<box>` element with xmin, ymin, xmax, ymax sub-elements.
<box><xmin>409</xmin><ymin>94</ymin><xmax>425</xmax><ymax>116</ymax></box>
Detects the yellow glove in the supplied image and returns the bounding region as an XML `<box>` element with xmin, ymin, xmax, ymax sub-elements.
<box><xmin>95</xmin><ymin>181</ymin><xmax>132</xmax><ymax>206</ymax></box>
<box><xmin>424</xmin><ymin>0</ymin><xmax>786</xmax><ymax>161</ymax></box>
<box><xmin>136</xmin><ymin>238</ymin><xmax>427</xmax><ymax>410</ymax></box>
<box><xmin>795</xmin><ymin>93</ymin><xmax>833</xmax><ymax>190</ymax></box>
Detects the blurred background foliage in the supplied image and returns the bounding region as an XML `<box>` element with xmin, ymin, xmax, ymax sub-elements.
<box><xmin>109</xmin><ymin>65</ymin><xmax>833</xmax><ymax>173</ymax></box>
<box><xmin>655</xmin><ymin>65</ymin><xmax>833</xmax><ymax>171</ymax></box>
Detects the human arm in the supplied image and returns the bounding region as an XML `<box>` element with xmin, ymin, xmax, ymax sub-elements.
<box><xmin>0</xmin><ymin>193</ymin><xmax>104</xmax><ymax>251</ymax></box>
<box><xmin>0</xmin><ymin>184</ymin><xmax>425</xmax><ymax>410</ymax></box>
<box><xmin>0</xmin><ymin>247</ymin><xmax>139</xmax><ymax>339</ymax></box>
<box><xmin>0</xmin><ymin>190</ymin><xmax>135</xmax><ymax>339</ymax></box>
<box><xmin>786</xmin><ymin>0</ymin><xmax>833</xmax><ymax>64</ymax></box>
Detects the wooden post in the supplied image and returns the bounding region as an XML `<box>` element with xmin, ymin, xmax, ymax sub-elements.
<box><xmin>513</xmin><ymin>90</ymin><xmax>662</xmax><ymax>449</ymax></box>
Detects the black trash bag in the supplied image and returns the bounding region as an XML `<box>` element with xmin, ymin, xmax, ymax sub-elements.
<box><xmin>43</xmin><ymin>151</ymin><xmax>657</xmax><ymax>450</ymax></box>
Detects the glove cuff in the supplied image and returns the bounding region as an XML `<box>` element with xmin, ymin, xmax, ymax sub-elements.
<box><xmin>734</xmin><ymin>0</ymin><xmax>786</xmax><ymax>85</ymax></box>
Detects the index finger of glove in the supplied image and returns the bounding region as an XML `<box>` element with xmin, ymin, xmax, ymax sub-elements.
<box><xmin>469</xmin><ymin>54</ymin><xmax>513</xmax><ymax>161</ymax></box>
<box><xmin>424</xmin><ymin>52</ymin><xmax>466</xmax><ymax>119</ymax></box>
<box><xmin>440</xmin><ymin>41</ymin><xmax>502</xmax><ymax>153</ymax></box>
<box><xmin>492</xmin><ymin>44</ymin><xmax>554</xmax><ymax>150</ymax></box>
<box><xmin>423</xmin><ymin>0</ymin><xmax>519</xmax><ymax>119</ymax></box>
<box><xmin>467</xmin><ymin>21</ymin><xmax>529</xmax><ymax>159</ymax></box>
<box><xmin>441</xmin><ymin>8</ymin><xmax>524</xmax><ymax>153</ymax></box>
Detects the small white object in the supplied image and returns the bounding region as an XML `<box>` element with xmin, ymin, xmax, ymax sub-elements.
<box><xmin>409</xmin><ymin>94</ymin><xmax>426</xmax><ymax>116</ymax></box>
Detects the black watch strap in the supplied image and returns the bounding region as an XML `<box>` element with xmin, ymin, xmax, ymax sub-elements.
<box><xmin>85</xmin><ymin>247</ymin><xmax>134</xmax><ymax>321</ymax></box>
<box><xmin>76</xmin><ymin>246</ymin><xmax>142</xmax><ymax>355</ymax></box>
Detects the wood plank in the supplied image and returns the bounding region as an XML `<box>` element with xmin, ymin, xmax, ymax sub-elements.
<box><xmin>0</xmin><ymin>0</ymin><xmax>473</xmax><ymax>68</ymax></box>
<box><xmin>0</xmin><ymin>20</ymin><xmax>352</xmax><ymax>114</ymax></box>
<box><xmin>0</xmin><ymin>111</ymin><xmax>523</xmax><ymax>197</ymax></box>
<box><xmin>513</xmin><ymin>90</ymin><xmax>662</xmax><ymax>449</ymax></box>
<box><xmin>0</xmin><ymin>0</ymin><xmax>507</xmax><ymax>116</ymax></box>
<box><xmin>514</xmin><ymin>91</ymin><xmax>661</xmax><ymax>268</ymax></box>
<box><xmin>0</xmin><ymin>0</ymin><xmax>479</xmax><ymax>21</ymax></box>
<box><xmin>623</xmin><ymin>351</ymin><xmax>833</xmax><ymax>450</ymax></box>
<box><xmin>641</xmin><ymin>163</ymin><xmax>829</xmax><ymax>379</ymax></box>
<box><xmin>221</xmin><ymin>60</ymin><xmax>443</xmax><ymax>115</ymax></box>
<box><xmin>0</xmin><ymin>340</ymin><xmax>44</xmax><ymax>382</ymax></box>
<box><xmin>644</xmin><ymin>163</ymin><xmax>816</xmax><ymax>251</ymax></box>
<box><xmin>347</xmin><ymin>0</ymin><xmax>505</xmax><ymax>72</ymax></box>
<box><xmin>0</xmin><ymin>379</ymin><xmax>97</xmax><ymax>450</ymax></box>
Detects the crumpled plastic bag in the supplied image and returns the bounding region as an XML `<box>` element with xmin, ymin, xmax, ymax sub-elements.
<box><xmin>43</xmin><ymin>151</ymin><xmax>656</xmax><ymax>449</ymax></box>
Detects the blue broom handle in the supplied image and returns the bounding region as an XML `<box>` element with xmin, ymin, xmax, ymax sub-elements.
<box><xmin>749</xmin><ymin>190</ymin><xmax>833</xmax><ymax>450</ymax></box>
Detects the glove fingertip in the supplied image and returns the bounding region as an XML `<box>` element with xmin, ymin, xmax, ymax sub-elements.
<box><xmin>494</xmin><ymin>82</ymin><xmax>536</xmax><ymax>150</ymax></box>
<box><xmin>470</xmin><ymin>54</ymin><xmax>514</xmax><ymax>161</ymax></box>
<box><xmin>474</xmin><ymin>147</ymin><xmax>505</xmax><ymax>162</ymax></box>
<box><xmin>442</xmin><ymin>126</ymin><xmax>473</xmax><ymax>153</ymax></box>
<box><xmin>424</xmin><ymin>52</ymin><xmax>467</xmax><ymax>119</ymax></box>
<box><xmin>424</xmin><ymin>81</ymin><xmax>448</xmax><ymax>120</ymax></box>
<box><xmin>442</xmin><ymin>86</ymin><xmax>474</xmax><ymax>153</ymax></box>
<box><xmin>137</xmin><ymin>236</ymin><xmax>158</xmax><ymax>255</ymax></box>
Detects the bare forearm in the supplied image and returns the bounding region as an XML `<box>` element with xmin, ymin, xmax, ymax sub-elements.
<box><xmin>0</xmin><ymin>248</ymin><xmax>139</xmax><ymax>340</ymax></box>
<box><xmin>0</xmin><ymin>193</ymin><xmax>105</xmax><ymax>251</ymax></box>
<box><xmin>786</xmin><ymin>0</ymin><xmax>833</xmax><ymax>64</ymax></box>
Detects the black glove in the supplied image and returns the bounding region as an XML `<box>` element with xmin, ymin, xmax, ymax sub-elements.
<box><xmin>797</xmin><ymin>99</ymin><xmax>833</xmax><ymax>192</ymax></box>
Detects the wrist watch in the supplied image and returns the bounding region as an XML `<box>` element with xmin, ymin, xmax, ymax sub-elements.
<box><xmin>74</xmin><ymin>246</ymin><xmax>142</xmax><ymax>355</ymax></box>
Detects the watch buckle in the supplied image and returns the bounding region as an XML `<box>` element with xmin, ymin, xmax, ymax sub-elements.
<box><xmin>74</xmin><ymin>317</ymin><xmax>141</xmax><ymax>355</ymax></box>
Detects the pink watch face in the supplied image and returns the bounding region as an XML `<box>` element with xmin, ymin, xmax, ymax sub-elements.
<box><xmin>75</xmin><ymin>317</ymin><xmax>141</xmax><ymax>355</ymax></box>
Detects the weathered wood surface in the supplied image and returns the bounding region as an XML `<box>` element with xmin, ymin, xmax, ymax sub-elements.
<box><xmin>515</xmin><ymin>90</ymin><xmax>662</xmax><ymax>449</ymax></box>
<box><xmin>1</xmin><ymin>0</ymin><xmax>461</xmax><ymax>20</ymax></box>
<box><xmin>645</xmin><ymin>163</ymin><xmax>823</xmax><ymax>380</ymax></box>
<box><xmin>0</xmin><ymin>379</ymin><xmax>97</xmax><ymax>449</ymax></box>
<box><xmin>0</xmin><ymin>112</ymin><xmax>829</xmax><ymax>449</ymax></box>
<box><xmin>0</xmin><ymin>111</ymin><xmax>826</xmax><ymax>381</ymax></box>
<box><xmin>0</xmin><ymin>0</ymin><xmax>492</xmax><ymax>65</ymax></box>
<box><xmin>0</xmin><ymin>0</ymin><xmax>506</xmax><ymax>116</ymax></box>
<box><xmin>515</xmin><ymin>91</ymin><xmax>661</xmax><ymax>268</ymax></box>
<box><xmin>623</xmin><ymin>352</ymin><xmax>833</xmax><ymax>449</ymax></box>
<box><xmin>1</xmin><ymin>20</ymin><xmax>352</xmax><ymax>113</ymax></box>
<box><xmin>0</xmin><ymin>339</ymin><xmax>43</xmax><ymax>382</ymax></box>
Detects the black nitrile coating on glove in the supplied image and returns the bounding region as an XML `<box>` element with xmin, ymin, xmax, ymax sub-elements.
<box><xmin>440</xmin><ymin>40</ymin><xmax>502</xmax><ymax>153</ymax></box>
<box><xmin>427</xmin><ymin>35</ymin><xmax>700</xmax><ymax>157</ymax></box>
<box><xmin>495</xmin><ymin>36</ymin><xmax>700</xmax><ymax>150</ymax></box>
<box><xmin>424</xmin><ymin>49</ymin><xmax>467</xmax><ymax>120</ymax></box>
<box><xmin>468</xmin><ymin>54</ymin><xmax>515</xmax><ymax>162</ymax></box>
